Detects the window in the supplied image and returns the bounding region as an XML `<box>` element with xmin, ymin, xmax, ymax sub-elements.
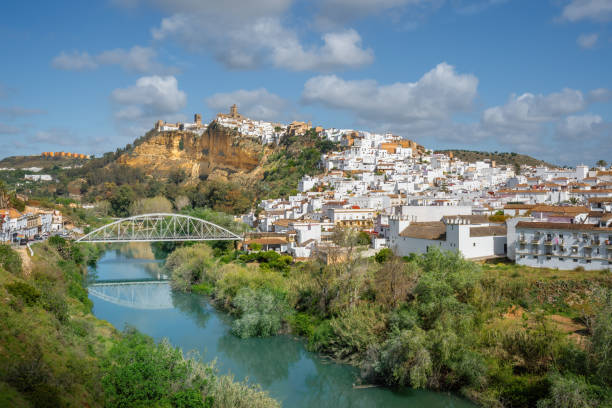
<box><xmin>573</xmin><ymin>259</ymin><xmax>578</xmax><ymax>262</ymax></box>
<box><xmin>559</xmin><ymin>234</ymin><xmax>564</xmax><ymax>239</ymax></box>
<box><xmin>473</xmin><ymin>243</ymin><xmax>476</xmax><ymax>247</ymax></box>
<box><xmin>559</xmin><ymin>258</ymin><xmax>564</xmax><ymax>261</ymax></box>
<box><xmin>546</xmin><ymin>257</ymin><xmax>551</xmax><ymax>260</ymax></box>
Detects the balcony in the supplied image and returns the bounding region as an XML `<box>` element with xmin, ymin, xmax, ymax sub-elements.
<box><xmin>531</xmin><ymin>238</ymin><xmax>541</xmax><ymax>244</ymax></box>
<box><xmin>544</xmin><ymin>240</ymin><xmax>553</xmax><ymax>246</ymax></box>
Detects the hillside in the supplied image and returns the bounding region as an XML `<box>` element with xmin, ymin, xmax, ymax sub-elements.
<box><xmin>0</xmin><ymin>155</ymin><xmax>89</xmax><ymax>170</ymax></box>
<box><xmin>435</xmin><ymin>149</ymin><xmax>554</xmax><ymax>168</ymax></box>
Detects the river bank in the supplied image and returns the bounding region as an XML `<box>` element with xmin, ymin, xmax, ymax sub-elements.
<box><xmin>164</xmin><ymin>242</ymin><xmax>612</xmax><ymax>407</ymax></box>
<box><xmin>89</xmin><ymin>245</ymin><xmax>475</xmax><ymax>408</ymax></box>
<box><xmin>0</xmin><ymin>240</ymin><xmax>279</xmax><ymax>408</ymax></box>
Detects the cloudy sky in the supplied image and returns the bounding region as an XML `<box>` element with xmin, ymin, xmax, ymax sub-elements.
<box><xmin>1</xmin><ymin>0</ymin><xmax>611</xmax><ymax>165</ymax></box>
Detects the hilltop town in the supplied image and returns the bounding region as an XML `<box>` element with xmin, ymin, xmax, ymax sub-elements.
<box><xmin>146</xmin><ymin>105</ymin><xmax>612</xmax><ymax>271</ymax></box>
<box><xmin>2</xmin><ymin>104</ymin><xmax>612</xmax><ymax>272</ymax></box>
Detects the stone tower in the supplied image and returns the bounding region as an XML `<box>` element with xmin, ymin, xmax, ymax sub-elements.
<box><xmin>230</xmin><ymin>104</ymin><xmax>238</xmax><ymax>118</ymax></box>
<box><xmin>194</xmin><ymin>113</ymin><xmax>202</xmax><ymax>125</ymax></box>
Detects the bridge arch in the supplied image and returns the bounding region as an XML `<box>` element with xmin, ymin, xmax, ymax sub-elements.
<box><xmin>76</xmin><ymin>213</ymin><xmax>242</xmax><ymax>243</ymax></box>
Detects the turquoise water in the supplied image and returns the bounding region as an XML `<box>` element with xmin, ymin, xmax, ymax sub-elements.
<box><xmin>89</xmin><ymin>246</ymin><xmax>475</xmax><ymax>408</ymax></box>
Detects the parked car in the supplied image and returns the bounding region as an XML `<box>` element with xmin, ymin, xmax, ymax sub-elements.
<box><xmin>19</xmin><ymin>238</ymin><xmax>28</xmax><ymax>246</ymax></box>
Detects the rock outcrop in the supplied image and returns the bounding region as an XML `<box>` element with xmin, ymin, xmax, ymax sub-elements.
<box><xmin>117</xmin><ymin>122</ymin><xmax>266</xmax><ymax>183</ymax></box>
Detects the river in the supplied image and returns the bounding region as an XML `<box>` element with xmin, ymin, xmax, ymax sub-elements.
<box><xmin>88</xmin><ymin>244</ymin><xmax>475</xmax><ymax>408</ymax></box>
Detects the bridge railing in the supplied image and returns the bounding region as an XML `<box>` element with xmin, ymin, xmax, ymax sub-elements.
<box><xmin>76</xmin><ymin>213</ymin><xmax>243</xmax><ymax>243</ymax></box>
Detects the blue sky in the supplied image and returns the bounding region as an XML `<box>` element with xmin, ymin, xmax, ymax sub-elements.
<box><xmin>0</xmin><ymin>0</ymin><xmax>611</xmax><ymax>165</ymax></box>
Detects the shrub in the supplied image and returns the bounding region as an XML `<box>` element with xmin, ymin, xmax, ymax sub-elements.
<box><xmin>101</xmin><ymin>329</ymin><xmax>212</xmax><ymax>408</ymax></box>
<box><xmin>318</xmin><ymin>304</ymin><xmax>386</xmax><ymax>360</ymax></box>
<box><xmin>537</xmin><ymin>373</ymin><xmax>598</xmax><ymax>408</ymax></box>
<box><xmin>231</xmin><ymin>288</ymin><xmax>291</xmax><ymax>338</ymax></box>
<box><xmin>374</xmin><ymin>248</ymin><xmax>393</xmax><ymax>264</ymax></box>
<box><xmin>0</xmin><ymin>244</ymin><xmax>22</xmax><ymax>275</ymax></box>
<box><xmin>5</xmin><ymin>281</ymin><xmax>41</xmax><ymax>306</ymax></box>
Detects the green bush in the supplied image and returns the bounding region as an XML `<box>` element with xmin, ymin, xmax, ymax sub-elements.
<box><xmin>5</xmin><ymin>281</ymin><xmax>41</xmax><ymax>306</ymax></box>
<box><xmin>231</xmin><ymin>288</ymin><xmax>291</xmax><ymax>338</ymax></box>
<box><xmin>101</xmin><ymin>328</ymin><xmax>212</xmax><ymax>408</ymax></box>
<box><xmin>0</xmin><ymin>244</ymin><xmax>22</xmax><ymax>275</ymax></box>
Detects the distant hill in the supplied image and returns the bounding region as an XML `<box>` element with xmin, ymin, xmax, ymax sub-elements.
<box><xmin>0</xmin><ymin>155</ymin><xmax>89</xmax><ymax>169</ymax></box>
<box><xmin>434</xmin><ymin>150</ymin><xmax>554</xmax><ymax>168</ymax></box>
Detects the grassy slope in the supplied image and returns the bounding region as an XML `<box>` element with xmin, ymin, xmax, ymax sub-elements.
<box><xmin>0</xmin><ymin>242</ymin><xmax>280</xmax><ymax>408</ymax></box>
<box><xmin>435</xmin><ymin>149</ymin><xmax>554</xmax><ymax>168</ymax></box>
<box><xmin>0</xmin><ymin>243</ymin><xmax>115</xmax><ymax>407</ymax></box>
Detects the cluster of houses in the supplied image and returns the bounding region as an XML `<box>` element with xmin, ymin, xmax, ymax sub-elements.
<box><xmin>0</xmin><ymin>207</ymin><xmax>63</xmax><ymax>243</ymax></box>
<box><xmin>236</xmin><ymin>129</ymin><xmax>612</xmax><ymax>270</ymax></box>
<box><xmin>154</xmin><ymin>105</ymin><xmax>612</xmax><ymax>271</ymax></box>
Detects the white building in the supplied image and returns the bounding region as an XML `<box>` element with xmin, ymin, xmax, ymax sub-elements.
<box><xmin>513</xmin><ymin>221</ymin><xmax>612</xmax><ymax>271</ymax></box>
<box><xmin>388</xmin><ymin>215</ymin><xmax>506</xmax><ymax>259</ymax></box>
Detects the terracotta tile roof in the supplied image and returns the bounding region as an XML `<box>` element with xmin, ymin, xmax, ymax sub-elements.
<box><xmin>245</xmin><ymin>237</ymin><xmax>288</xmax><ymax>245</ymax></box>
<box><xmin>272</xmin><ymin>218</ymin><xmax>293</xmax><ymax>227</ymax></box>
<box><xmin>588</xmin><ymin>197</ymin><xmax>612</xmax><ymax>203</ymax></box>
<box><xmin>470</xmin><ymin>225</ymin><xmax>507</xmax><ymax>237</ymax></box>
<box><xmin>399</xmin><ymin>222</ymin><xmax>446</xmax><ymax>240</ymax></box>
<box><xmin>515</xmin><ymin>221</ymin><xmax>612</xmax><ymax>232</ymax></box>
<box><xmin>572</xmin><ymin>189</ymin><xmax>612</xmax><ymax>193</ymax></box>
<box><xmin>531</xmin><ymin>205</ymin><xmax>589</xmax><ymax>214</ymax></box>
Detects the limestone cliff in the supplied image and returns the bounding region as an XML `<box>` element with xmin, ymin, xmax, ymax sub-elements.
<box><xmin>117</xmin><ymin>122</ymin><xmax>267</xmax><ymax>183</ymax></box>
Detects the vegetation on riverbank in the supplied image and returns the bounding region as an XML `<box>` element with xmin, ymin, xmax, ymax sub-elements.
<box><xmin>0</xmin><ymin>242</ymin><xmax>280</xmax><ymax>407</ymax></box>
<box><xmin>166</xmin><ymin>240</ymin><xmax>612</xmax><ymax>407</ymax></box>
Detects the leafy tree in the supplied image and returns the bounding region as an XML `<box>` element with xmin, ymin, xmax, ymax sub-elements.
<box><xmin>109</xmin><ymin>185</ymin><xmax>135</xmax><ymax>217</ymax></box>
<box><xmin>596</xmin><ymin>160</ymin><xmax>607</xmax><ymax>168</ymax></box>
<box><xmin>129</xmin><ymin>195</ymin><xmax>173</xmax><ymax>215</ymax></box>
<box><xmin>375</xmin><ymin>257</ymin><xmax>419</xmax><ymax>310</ymax></box>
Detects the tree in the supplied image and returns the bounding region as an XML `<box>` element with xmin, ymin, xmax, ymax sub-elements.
<box><xmin>375</xmin><ymin>257</ymin><xmax>419</xmax><ymax>310</ymax></box>
<box><xmin>596</xmin><ymin>160</ymin><xmax>608</xmax><ymax>168</ymax></box>
<box><xmin>174</xmin><ymin>195</ymin><xmax>191</xmax><ymax>211</ymax></box>
<box><xmin>129</xmin><ymin>196</ymin><xmax>173</xmax><ymax>215</ymax></box>
<box><xmin>109</xmin><ymin>185</ymin><xmax>134</xmax><ymax>217</ymax></box>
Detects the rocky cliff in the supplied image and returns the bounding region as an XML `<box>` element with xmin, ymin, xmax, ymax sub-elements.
<box><xmin>117</xmin><ymin>122</ymin><xmax>267</xmax><ymax>183</ymax></box>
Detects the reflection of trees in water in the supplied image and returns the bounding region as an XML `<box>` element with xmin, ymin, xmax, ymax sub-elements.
<box><xmin>113</xmin><ymin>242</ymin><xmax>157</xmax><ymax>260</ymax></box>
<box><xmin>170</xmin><ymin>291</ymin><xmax>211</xmax><ymax>329</ymax></box>
<box><xmin>300</xmin><ymin>357</ymin><xmax>367</xmax><ymax>407</ymax></box>
<box><xmin>216</xmin><ymin>334</ymin><xmax>302</xmax><ymax>387</ymax></box>
<box><xmin>304</xmin><ymin>360</ymin><xmax>468</xmax><ymax>408</ymax></box>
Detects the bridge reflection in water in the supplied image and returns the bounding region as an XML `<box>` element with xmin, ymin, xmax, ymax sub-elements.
<box><xmin>88</xmin><ymin>279</ymin><xmax>172</xmax><ymax>310</ymax></box>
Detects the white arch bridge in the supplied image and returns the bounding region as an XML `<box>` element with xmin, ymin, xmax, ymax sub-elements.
<box><xmin>76</xmin><ymin>213</ymin><xmax>243</xmax><ymax>243</ymax></box>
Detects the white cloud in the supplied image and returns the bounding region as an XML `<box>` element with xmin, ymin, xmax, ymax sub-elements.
<box><xmin>556</xmin><ymin>114</ymin><xmax>603</xmax><ymax>139</ymax></box>
<box><xmin>302</xmin><ymin>62</ymin><xmax>478</xmax><ymax>126</ymax></box>
<box><xmin>481</xmin><ymin>88</ymin><xmax>586</xmax><ymax>128</ymax></box>
<box><xmin>52</xmin><ymin>51</ymin><xmax>98</xmax><ymax>71</ymax></box>
<box><xmin>152</xmin><ymin>13</ymin><xmax>373</xmax><ymax>71</ymax></box>
<box><xmin>205</xmin><ymin>88</ymin><xmax>289</xmax><ymax>122</ymax></box>
<box><xmin>111</xmin><ymin>75</ymin><xmax>187</xmax><ymax>120</ymax></box>
<box><xmin>271</xmin><ymin>29</ymin><xmax>373</xmax><ymax>71</ymax></box>
<box><xmin>113</xmin><ymin>0</ymin><xmax>292</xmax><ymax>18</ymax></box>
<box><xmin>588</xmin><ymin>88</ymin><xmax>612</xmax><ymax>102</ymax></box>
<box><xmin>52</xmin><ymin>46</ymin><xmax>172</xmax><ymax>73</ymax></box>
<box><xmin>560</xmin><ymin>0</ymin><xmax>612</xmax><ymax>22</ymax></box>
<box><xmin>577</xmin><ymin>33</ymin><xmax>598</xmax><ymax>49</ymax></box>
